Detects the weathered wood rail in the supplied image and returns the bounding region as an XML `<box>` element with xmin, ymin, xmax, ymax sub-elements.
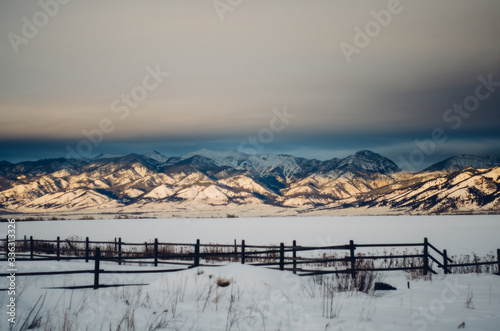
<box><xmin>1</xmin><ymin>236</ymin><xmax>499</xmax><ymax>289</ymax></box>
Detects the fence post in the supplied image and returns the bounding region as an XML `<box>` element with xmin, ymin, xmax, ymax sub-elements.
<box><xmin>423</xmin><ymin>238</ymin><xmax>429</xmax><ymax>276</ymax></box>
<box><xmin>349</xmin><ymin>240</ymin><xmax>356</xmax><ymax>277</ymax></box>
<box><xmin>443</xmin><ymin>249</ymin><xmax>449</xmax><ymax>274</ymax></box>
<box><xmin>234</xmin><ymin>239</ymin><xmax>237</xmax><ymax>262</ymax></box>
<box><xmin>241</xmin><ymin>240</ymin><xmax>245</xmax><ymax>264</ymax></box>
<box><xmin>154</xmin><ymin>238</ymin><xmax>158</xmax><ymax>267</ymax></box>
<box><xmin>93</xmin><ymin>247</ymin><xmax>100</xmax><ymax>290</ymax></box>
<box><xmin>118</xmin><ymin>237</ymin><xmax>122</xmax><ymax>265</ymax></box>
<box><xmin>30</xmin><ymin>236</ymin><xmax>34</xmax><ymax>259</ymax></box>
<box><xmin>497</xmin><ymin>249</ymin><xmax>500</xmax><ymax>275</ymax></box>
<box><xmin>85</xmin><ymin>237</ymin><xmax>89</xmax><ymax>263</ymax></box>
<box><xmin>193</xmin><ymin>239</ymin><xmax>200</xmax><ymax>267</ymax></box>
<box><xmin>279</xmin><ymin>243</ymin><xmax>285</xmax><ymax>271</ymax></box>
<box><xmin>292</xmin><ymin>240</ymin><xmax>297</xmax><ymax>274</ymax></box>
<box><xmin>145</xmin><ymin>242</ymin><xmax>148</xmax><ymax>254</ymax></box>
<box><xmin>57</xmin><ymin>236</ymin><xmax>60</xmax><ymax>261</ymax></box>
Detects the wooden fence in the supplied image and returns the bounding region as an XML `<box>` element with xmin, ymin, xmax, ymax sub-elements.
<box><xmin>1</xmin><ymin>236</ymin><xmax>499</xmax><ymax>289</ymax></box>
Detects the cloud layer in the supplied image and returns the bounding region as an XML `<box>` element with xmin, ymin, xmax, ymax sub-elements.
<box><xmin>1</xmin><ymin>0</ymin><xmax>499</xmax><ymax>167</ymax></box>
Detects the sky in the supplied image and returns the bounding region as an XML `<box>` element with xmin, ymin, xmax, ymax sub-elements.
<box><xmin>1</xmin><ymin>0</ymin><xmax>499</xmax><ymax>170</ymax></box>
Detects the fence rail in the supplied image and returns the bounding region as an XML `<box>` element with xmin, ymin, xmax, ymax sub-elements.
<box><xmin>1</xmin><ymin>236</ymin><xmax>499</xmax><ymax>289</ymax></box>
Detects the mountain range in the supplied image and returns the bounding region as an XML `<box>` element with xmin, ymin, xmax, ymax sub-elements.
<box><xmin>0</xmin><ymin>150</ymin><xmax>499</xmax><ymax>217</ymax></box>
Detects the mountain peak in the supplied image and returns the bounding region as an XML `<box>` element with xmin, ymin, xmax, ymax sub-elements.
<box><xmin>336</xmin><ymin>150</ymin><xmax>400</xmax><ymax>174</ymax></box>
<box><xmin>354</xmin><ymin>150</ymin><xmax>379</xmax><ymax>157</ymax></box>
<box><xmin>142</xmin><ymin>150</ymin><xmax>169</xmax><ymax>163</ymax></box>
<box><xmin>181</xmin><ymin>148</ymin><xmax>247</xmax><ymax>160</ymax></box>
<box><xmin>423</xmin><ymin>154</ymin><xmax>500</xmax><ymax>173</ymax></box>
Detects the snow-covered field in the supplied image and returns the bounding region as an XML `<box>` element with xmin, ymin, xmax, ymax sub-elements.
<box><xmin>1</xmin><ymin>260</ymin><xmax>500</xmax><ymax>330</ymax></box>
<box><xmin>9</xmin><ymin>215</ymin><xmax>500</xmax><ymax>255</ymax></box>
<box><xmin>2</xmin><ymin>215</ymin><xmax>500</xmax><ymax>330</ymax></box>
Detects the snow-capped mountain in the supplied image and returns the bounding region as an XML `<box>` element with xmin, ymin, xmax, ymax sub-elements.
<box><xmin>334</xmin><ymin>150</ymin><xmax>400</xmax><ymax>174</ymax></box>
<box><xmin>0</xmin><ymin>158</ymin><xmax>83</xmax><ymax>177</ymax></box>
<box><xmin>0</xmin><ymin>150</ymin><xmax>498</xmax><ymax>215</ymax></box>
<box><xmin>141</xmin><ymin>151</ymin><xmax>171</xmax><ymax>163</ymax></box>
<box><xmin>354</xmin><ymin>167</ymin><xmax>500</xmax><ymax>213</ymax></box>
<box><xmin>180</xmin><ymin>148</ymin><xmax>248</xmax><ymax>166</ymax></box>
<box><xmin>181</xmin><ymin>148</ymin><xmax>318</xmax><ymax>180</ymax></box>
<box><xmin>422</xmin><ymin>154</ymin><xmax>500</xmax><ymax>173</ymax></box>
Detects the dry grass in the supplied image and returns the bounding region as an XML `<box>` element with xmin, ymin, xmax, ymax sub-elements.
<box><xmin>8</xmin><ymin>237</ymin><xmax>498</xmax><ymax>275</ymax></box>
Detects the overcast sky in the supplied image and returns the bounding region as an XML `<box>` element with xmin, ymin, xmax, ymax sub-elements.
<box><xmin>1</xmin><ymin>0</ymin><xmax>499</xmax><ymax>169</ymax></box>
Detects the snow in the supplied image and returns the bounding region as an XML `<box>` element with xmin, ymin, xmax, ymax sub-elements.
<box><xmin>124</xmin><ymin>188</ymin><xmax>144</xmax><ymax>198</ymax></box>
<box><xmin>8</xmin><ymin>215</ymin><xmax>500</xmax><ymax>255</ymax></box>
<box><xmin>195</xmin><ymin>185</ymin><xmax>229</xmax><ymax>205</ymax></box>
<box><xmin>218</xmin><ymin>176</ymin><xmax>271</xmax><ymax>196</ymax></box>
<box><xmin>450</xmin><ymin>172</ymin><xmax>474</xmax><ymax>186</ymax></box>
<box><xmin>181</xmin><ymin>149</ymin><xmax>303</xmax><ymax>179</ymax></box>
<box><xmin>177</xmin><ymin>173</ymin><xmax>211</xmax><ymax>187</ymax></box>
<box><xmin>50</xmin><ymin>169</ymin><xmax>72</xmax><ymax>178</ymax></box>
<box><xmin>133</xmin><ymin>165</ymin><xmax>148</xmax><ymax>177</ymax></box>
<box><xmin>144</xmin><ymin>185</ymin><xmax>175</xmax><ymax>199</ymax></box>
<box><xmin>424</xmin><ymin>155</ymin><xmax>500</xmax><ymax>173</ymax></box>
<box><xmin>283</xmin><ymin>185</ymin><xmax>317</xmax><ymax>196</ymax></box>
<box><xmin>335</xmin><ymin>150</ymin><xmax>400</xmax><ymax>174</ymax></box>
<box><xmin>142</xmin><ymin>150</ymin><xmax>170</xmax><ymax>163</ymax></box>
<box><xmin>248</xmin><ymin>154</ymin><xmax>302</xmax><ymax>179</ymax></box>
<box><xmin>177</xmin><ymin>186</ymin><xmax>201</xmax><ymax>200</ymax></box>
<box><xmin>19</xmin><ymin>189</ymin><xmax>121</xmax><ymax>211</ymax></box>
<box><xmin>181</xmin><ymin>148</ymin><xmax>248</xmax><ymax>167</ymax></box>
<box><xmin>1</xmin><ymin>260</ymin><xmax>499</xmax><ymax>330</ymax></box>
<box><xmin>483</xmin><ymin>167</ymin><xmax>500</xmax><ymax>180</ymax></box>
<box><xmin>1</xmin><ymin>215</ymin><xmax>500</xmax><ymax>330</ymax></box>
